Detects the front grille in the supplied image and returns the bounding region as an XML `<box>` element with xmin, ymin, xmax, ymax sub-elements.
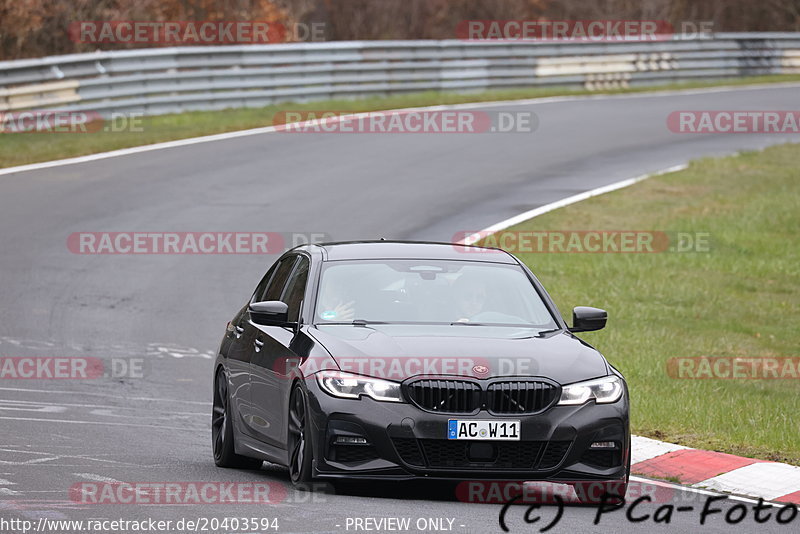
<box><xmin>392</xmin><ymin>438</ymin><xmax>571</xmax><ymax>470</ymax></box>
<box><xmin>405</xmin><ymin>378</ymin><xmax>559</xmax><ymax>415</ymax></box>
<box><xmin>487</xmin><ymin>381</ymin><xmax>559</xmax><ymax>414</ymax></box>
<box><xmin>406</xmin><ymin>379</ymin><xmax>481</xmax><ymax>413</ymax></box>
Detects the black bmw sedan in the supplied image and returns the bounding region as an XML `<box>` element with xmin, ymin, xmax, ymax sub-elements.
<box><xmin>212</xmin><ymin>241</ymin><xmax>630</xmax><ymax>503</ymax></box>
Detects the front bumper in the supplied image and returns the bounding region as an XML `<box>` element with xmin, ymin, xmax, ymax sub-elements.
<box><xmin>304</xmin><ymin>378</ymin><xmax>630</xmax><ymax>482</ymax></box>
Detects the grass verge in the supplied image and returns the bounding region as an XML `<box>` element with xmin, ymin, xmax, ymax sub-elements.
<box><xmin>2</xmin><ymin>74</ymin><xmax>800</xmax><ymax>169</ymax></box>
<box><xmin>486</xmin><ymin>143</ymin><xmax>799</xmax><ymax>464</ymax></box>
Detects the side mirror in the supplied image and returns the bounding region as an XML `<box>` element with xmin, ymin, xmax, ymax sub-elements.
<box><xmin>249</xmin><ymin>300</ymin><xmax>289</xmax><ymax>325</ymax></box>
<box><xmin>569</xmin><ymin>306</ymin><xmax>607</xmax><ymax>332</ymax></box>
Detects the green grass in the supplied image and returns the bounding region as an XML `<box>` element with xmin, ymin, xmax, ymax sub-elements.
<box><xmin>489</xmin><ymin>143</ymin><xmax>800</xmax><ymax>464</ymax></box>
<box><xmin>2</xmin><ymin>73</ymin><xmax>800</xmax><ymax>169</ymax></box>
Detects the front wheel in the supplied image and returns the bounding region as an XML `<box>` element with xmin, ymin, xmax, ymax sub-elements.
<box><xmin>287</xmin><ymin>384</ymin><xmax>314</xmax><ymax>489</ymax></box>
<box><xmin>212</xmin><ymin>368</ymin><xmax>263</xmax><ymax>469</ymax></box>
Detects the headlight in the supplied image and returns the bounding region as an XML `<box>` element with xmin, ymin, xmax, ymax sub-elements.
<box><xmin>316</xmin><ymin>371</ymin><xmax>403</xmax><ymax>403</ymax></box>
<box><xmin>558</xmin><ymin>375</ymin><xmax>623</xmax><ymax>405</ymax></box>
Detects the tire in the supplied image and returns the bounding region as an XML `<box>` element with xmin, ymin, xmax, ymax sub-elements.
<box><xmin>212</xmin><ymin>368</ymin><xmax>263</xmax><ymax>469</ymax></box>
<box><xmin>287</xmin><ymin>384</ymin><xmax>315</xmax><ymax>489</ymax></box>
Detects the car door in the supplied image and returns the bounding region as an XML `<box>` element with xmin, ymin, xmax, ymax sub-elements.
<box><xmin>236</xmin><ymin>256</ymin><xmax>297</xmax><ymax>439</ymax></box>
<box><xmin>223</xmin><ymin>305</ymin><xmax>253</xmax><ymax>432</ymax></box>
<box><xmin>249</xmin><ymin>254</ymin><xmax>310</xmax><ymax>447</ymax></box>
<box><xmin>224</xmin><ymin>262</ymin><xmax>279</xmax><ymax>431</ymax></box>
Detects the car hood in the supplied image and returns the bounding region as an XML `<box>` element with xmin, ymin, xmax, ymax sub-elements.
<box><xmin>307</xmin><ymin>324</ymin><xmax>609</xmax><ymax>385</ymax></box>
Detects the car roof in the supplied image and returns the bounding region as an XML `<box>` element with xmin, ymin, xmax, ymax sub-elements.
<box><xmin>304</xmin><ymin>240</ymin><xmax>517</xmax><ymax>264</ymax></box>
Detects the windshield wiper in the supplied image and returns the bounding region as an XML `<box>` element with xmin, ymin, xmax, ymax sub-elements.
<box><xmin>351</xmin><ymin>319</ymin><xmax>380</xmax><ymax>326</ymax></box>
<box><xmin>318</xmin><ymin>320</ymin><xmax>385</xmax><ymax>325</ymax></box>
<box><xmin>449</xmin><ymin>322</ymin><xmax>553</xmax><ymax>329</ymax></box>
<box><xmin>536</xmin><ymin>328</ymin><xmax>563</xmax><ymax>336</ymax></box>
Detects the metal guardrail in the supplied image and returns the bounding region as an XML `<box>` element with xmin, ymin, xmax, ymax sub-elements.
<box><xmin>1</xmin><ymin>33</ymin><xmax>799</xmax><ymax>117</ymax></box>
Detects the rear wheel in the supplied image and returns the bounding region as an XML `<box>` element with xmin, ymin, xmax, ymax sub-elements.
<box><xmin>288</xmin><ymin>384</ymin><xmax>314</xmax><ymax>489</ymax></box>
<box><xmin>212</xmin><ymin>369</ymin><xmax>263</xmax><ymax>469</ymax></box>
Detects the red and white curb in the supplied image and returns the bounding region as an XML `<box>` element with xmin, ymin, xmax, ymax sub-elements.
<box><xmin>632</xmin><ymin>435</ymin><xmax>800</xmax><ymax>504</ymax></box>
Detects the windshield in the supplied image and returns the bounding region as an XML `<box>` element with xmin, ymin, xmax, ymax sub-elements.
<box><xmin>314</xmin><ymin>259</ymin><xmax>558</xmax><ymax>328</ymax></box>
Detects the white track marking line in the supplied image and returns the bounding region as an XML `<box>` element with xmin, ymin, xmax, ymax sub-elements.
<box><xmin>86</xmin><ymin>408</ymin><xmax>205</xmax><ymax>420</ymax></box>
<box><xmin>0</xmin><ymin>415</ymin><xmax>206</xmax><ymax>431</ymax></box>
<box><xmin>458</xmin><ymin>164</ymin><xmax>688</xmax><ymax>245</ymax></box>
<box><xmin>73</xmin><ymin>473</ymin><xmax>122</xmax><ymax>483</ymax></box>
<box><xmin>630</xmin><ymin>476</ymin><xmax>791</xmax><ymax>507</ymax></box>
<box><xmin>1</xmin><ymin>83</ymin><xmax>798</xmax><ymax>178</ymax></box>
<box><xmin>0</xmin><ymin>386</ymin><xmax>210</xmax><ymax>406</ymax></box>
<box><xmin>0</xmin><ymin>447</ymin><xmax>136</xmax><ymax>466</ymax></box>
<box><xmin>0</xmin><ymin>398</ymin><xmax>206</xmax><ymax>416</ymax></box>
<box><xmin>0</xmin><ymin>401</ymin><xmax>67</xmax><ymax>414</ymax></box>
<box><xmin>0</xmin><ymin>457</ymin><xmax>59</xmax><ymax>466</ymax></box>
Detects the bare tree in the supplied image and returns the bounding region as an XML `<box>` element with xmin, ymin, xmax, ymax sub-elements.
<box><xmin>2</xmin><ymin>0</ymin><xmax>799</xmax><ymax>60</ymax></box>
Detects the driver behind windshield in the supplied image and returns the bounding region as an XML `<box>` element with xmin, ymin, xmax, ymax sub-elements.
<box><xmin>452</xmin><ymin>273</ymin><xmax>488</xmax><ymax>323</ymax></box>
<box><xmin>318</xmin><ymin>283</ymin><xmax>355</xmax><ymax>322</ymax></box>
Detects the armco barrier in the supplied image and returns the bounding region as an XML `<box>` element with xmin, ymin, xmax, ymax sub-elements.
<box><xmin>0</xmin><ymin>33</ymin><xmax>798</xmax><ymax>118</ymax></box>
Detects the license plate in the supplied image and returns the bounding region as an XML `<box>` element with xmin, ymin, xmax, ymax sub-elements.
<box><xmin>448</xmin><ymin>419</ymin><xmax>520</xmax><ymax>441</ymax></box>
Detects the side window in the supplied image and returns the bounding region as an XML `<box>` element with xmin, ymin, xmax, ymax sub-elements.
<box><xmin>262</xmin><ymin>256</ymin><xmax>297</xmax><ymax>302</ymax></box>
<box><xmin>251</xmin><ymin>261</ymin><xmax>281</xmax><ymax>303</ymax></box>
<box><xmin>281</xmin><ymin>257</ymin><xmax>310</xmax><ymax>322</ymax></box>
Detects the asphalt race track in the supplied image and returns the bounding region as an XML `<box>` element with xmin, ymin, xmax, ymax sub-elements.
<box><xmin>1</xmin><ymin>84</ymin><xmax>798</xmax><ymax>533</ymax></box>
